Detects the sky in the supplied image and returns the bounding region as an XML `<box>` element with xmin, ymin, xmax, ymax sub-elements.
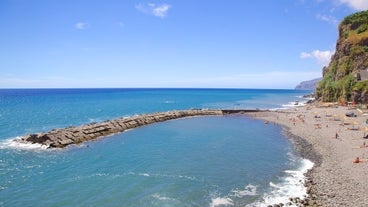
<box><xmin>1</xmin><ymin>0</ymin><xmax>368</xmax><ymax>89</ymax></box>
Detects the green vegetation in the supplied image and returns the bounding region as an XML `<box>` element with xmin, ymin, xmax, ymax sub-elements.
<box><xmin>316</xmin><ymin>73</ymin><xmax>355</xmax><ymax>102</ymax></box>
<box><xmin>341</xmin><ymin>10</ymin><xmax>368</xmax><ymax>26</ymax></box>
<box><xmin>357</xmin><ymin>24</ymin><xmax>368</xmax><ymax>34</ymax></box>
<box><xmin>340</xmin><ymin>10</ymin><xmax>368</xmax><ymax>41</ymax></box>
<box><xmin>353</xmin><ymin>80</ymin><xmax>368</xmax><ymax>93</ymax></box>
<box><xmin>316</xmin><ymin>10</ymin><xmax>368</xmax><ymax>103</ymax></box>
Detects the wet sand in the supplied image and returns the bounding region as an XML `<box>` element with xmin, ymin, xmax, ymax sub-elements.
<box><xmin>254</xmin><ymin>105</ymin><xmax>368</xmax><ymax>207</ymax></box>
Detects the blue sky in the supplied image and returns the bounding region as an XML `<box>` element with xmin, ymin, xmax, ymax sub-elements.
<box><xmin>1</xmin><ymin>0</ymin><xmax>367</xmax><ymax>89</ymax></box>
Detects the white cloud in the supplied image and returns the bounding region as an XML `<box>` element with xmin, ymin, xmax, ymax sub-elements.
<box><xmin>339</xmin><ymin>0</ymin><xmax>368</xmax><ymax>10</ymax></box>
<box><xmin>136</xmin><ymin>3</ymin><xmax>171</xmax><ymax>18</ymax></box>
<box><xmin>316</xmin><ymin>13</ymin><xmax>338</xmax><ymax>25</ymax></box>
<box><xmin>75</xmin><ymin>22</ymin><xmax>89</xmax><ymax>30</ymax></box>
<box><xmin>300</xmin><ymin>50</ymin><xmax>334</xmax><ymax>66</ymax></box>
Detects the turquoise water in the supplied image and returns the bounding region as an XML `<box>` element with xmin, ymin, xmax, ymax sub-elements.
<box><xmin>0</xmin><ymin>89</ymin><xmax>313</xmax><ymax>206</ymax></box>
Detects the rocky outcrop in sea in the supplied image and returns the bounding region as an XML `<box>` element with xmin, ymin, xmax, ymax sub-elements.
<box><xmin>17</xmin><ymin>109</ymin><xmax>265</xmax><ymax>148</ymax></box>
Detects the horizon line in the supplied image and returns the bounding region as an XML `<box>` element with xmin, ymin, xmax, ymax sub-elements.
<box><xmin>0</xmin><ymin>87</ymin><xmax>312</xmax><ymax>91</ymax></box>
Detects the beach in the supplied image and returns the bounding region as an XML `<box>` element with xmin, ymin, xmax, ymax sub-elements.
<box><xmin>254</xmin><ymin>104</ymin><xmax>368</xmax><ymax>207</ymax></box>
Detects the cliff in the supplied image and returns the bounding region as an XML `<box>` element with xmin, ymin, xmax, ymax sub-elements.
<box><xmin>295</xmin><ymin>78</ymin><xmax>322</xmax><ymax>90</ymax></box>
<box><xmin>316</xmin><ymin>10</ymin><xmax>368</xmax><ymax>103</ymax></box>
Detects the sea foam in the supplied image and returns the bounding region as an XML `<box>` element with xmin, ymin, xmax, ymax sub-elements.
<box><xmin>231</xmin><ymin>184</ymin><xmax>258</xmax><ymax>197</ymax></box>
<box><xmin>281</xmin><ymin>101</ymin><xmax>307</xmax><ymax>108</ymax></box>
<box><xmin>210</xmin><ymin>197</ymin><xmax>234</xmax><ymax>207</ymax></box>
<box><xmin>0</xmin><ymin>137</ymin><xmax>48</xmax><ymax>150</ymax></box>
<box><xmin>248</xmin><ymin>158</ymin><xmax>314</xmax><ymax>207</ymax></box>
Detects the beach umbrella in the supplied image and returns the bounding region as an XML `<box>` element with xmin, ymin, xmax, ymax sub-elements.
<box><xmin>342</xmin><ymin>117</ymin><xmax>352</xmax><ymax>126</ymax></box>
<box><xmin>332</xmin><ymin>114</ymin><xmax>340</xmax><ymax>121</ymax></box>
<box><xmin>359</xmin><ymin>127</ymin><xmax>368</xmax><ymax>131</ymax></box>
<box><xmin>361</xmin><ymin>127</ymin><xmax>368</xmax><ymax>139</ymax></box>
<box><xmin>313</xmin><ymin>111</ymin><xmax>320</xmax><ymax>118</ymax></box>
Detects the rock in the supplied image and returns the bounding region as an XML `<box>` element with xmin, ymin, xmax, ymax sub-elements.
<box><xmin>307</xmin><ymin>186</ymin><xmax>312</xmax><ymax>194</ymax></box>
<box><xmin>17</xmin><ymin>109</ymin><xmax>264</xmax><ymax>148</ymax></box>
<box><xmin>308</xmin><ymin>200</ymin><xmax>316</xmax><ymax>206</ymax></box>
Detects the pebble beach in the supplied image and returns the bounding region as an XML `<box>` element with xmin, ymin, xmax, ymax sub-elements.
<box><xmin>255</xmin><ymin>104</ymin><xmax>368</xmax><ymax>207</ymax></box>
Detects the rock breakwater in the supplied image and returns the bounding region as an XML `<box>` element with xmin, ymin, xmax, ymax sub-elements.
<box><xmin>17</xmin><ymin>109</ymin><xmax>260</xmax><ymax>148</ymax></box>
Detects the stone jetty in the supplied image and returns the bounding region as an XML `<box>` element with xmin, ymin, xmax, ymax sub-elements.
<box><xmin>18</xmin><ymin>109</ymin><xmax>265</xmax><ymax>148</ymax></box>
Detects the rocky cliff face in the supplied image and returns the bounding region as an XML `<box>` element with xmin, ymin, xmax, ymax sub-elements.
<box><xmin>316</xmin><ymin>10</ymin><xmax>368</xmax><ymax>103</ymax></box>
<box><xmin>295</xmin><ymin>78</ymin><xmax>322</xmax><ymax>90</ymax></box>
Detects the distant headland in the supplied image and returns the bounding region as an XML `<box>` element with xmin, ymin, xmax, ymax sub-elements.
<box><xmin>295</xmin><ymin>78</ymin><xmax>322</xmax><ymax>90</ymax></box>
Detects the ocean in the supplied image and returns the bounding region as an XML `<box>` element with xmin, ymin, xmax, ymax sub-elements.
<box><xmin>0</xmin><ymin>88</ymin><xmax>313</xmax><ymax>207</ymax></box>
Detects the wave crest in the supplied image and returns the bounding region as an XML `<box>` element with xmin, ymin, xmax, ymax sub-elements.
<box><xmin>0</xmin><ymin>137</ymin><xmax>48</xmax><ymax>150</ymax></box>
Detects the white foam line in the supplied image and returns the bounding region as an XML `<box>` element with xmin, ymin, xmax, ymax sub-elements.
<box><xmin>231</xmin><ymin>184</ymin><xmax>258</xmax><ymax>198</ymax></box>
<box><xmin>247</xmin><ymin>159</ymin><xmax>314</xmax><ymax>207</ymax></box>
<box><xmin>210</xmin><ymin>197</ymin><xmax>234</xmax><ymax>207</ymax></box>
<box><xmin>0</xmin><ymin>137</ymin><xmax>48</xmax><ymax>150</ymax></box>
<box><xmin>139</xmin><ymin>173</ymin><xmax>150</xmax><ymax>177</ymax></box>
<box><xmin>282</xmin><ymin>101</ymin><xmax>307</xmax><ymax>108</ymax></box>
<box><xmin>152</xmin><ymin>193</ymin><xmax>174</xmax><ymax>201</ymax></box>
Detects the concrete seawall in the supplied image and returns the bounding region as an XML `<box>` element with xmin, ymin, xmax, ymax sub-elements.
<box><xmin>18</xmin><ymin>109</ymin><xmax>265</xmax><ymax>148</ymax></box>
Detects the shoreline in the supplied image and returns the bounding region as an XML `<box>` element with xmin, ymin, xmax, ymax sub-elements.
<box><xmin>254</xmin><ymin>105</ymin><xmax>368</xmax><ymax>207</ymax></box>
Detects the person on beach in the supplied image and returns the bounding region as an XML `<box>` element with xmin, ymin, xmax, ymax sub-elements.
<box><xmin>353</xmin><ymin>157</ymin><xmax>361</xmax><ymax>163</ymax></box>
<box><xmin>335</xmin><ymin>132</ymin><xmax>339</xmax><ymax>139</ymax></box>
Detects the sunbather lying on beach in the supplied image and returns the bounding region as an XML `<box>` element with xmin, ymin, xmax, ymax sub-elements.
<box><xmin>353</xmin><ymin>157</ymin><xmax>362</xmax><ymax>163</ymax></box>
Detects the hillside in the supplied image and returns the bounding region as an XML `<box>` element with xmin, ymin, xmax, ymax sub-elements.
<box><xmin>295</xmin><ymin>78</ymin><xmax>322</xmax><ymax>90</ymax></box>
<box><xmin>316</xmin><ymin>10</ymin><xmax>368</xmax><ymax>103</ymax></box>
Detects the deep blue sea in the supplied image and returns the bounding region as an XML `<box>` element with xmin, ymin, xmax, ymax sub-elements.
<box><xmin>0</xmin><ymin>88</ymin><xmax>313</xmax><ymax>207</ymax></box>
